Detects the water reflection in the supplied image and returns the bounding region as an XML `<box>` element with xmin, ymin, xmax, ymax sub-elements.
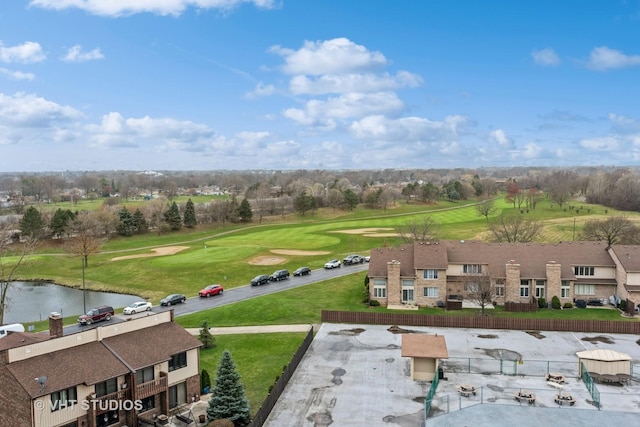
<box><xmin>5</xmin><ymin>282</ymin><xmax>141</xmax><ymax>324</ymax></box>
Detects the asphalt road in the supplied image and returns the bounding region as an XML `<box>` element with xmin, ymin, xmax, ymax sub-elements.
<box><xmin>64</xmin><ymin>262</ymin><xmax>369</xmax><ymax>335</ymax></box>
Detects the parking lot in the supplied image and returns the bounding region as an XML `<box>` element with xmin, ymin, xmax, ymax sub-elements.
<box><xmin>264</xmin><ymin>323</ymin><xmax>640</xmax><ymax>426</ymax></box>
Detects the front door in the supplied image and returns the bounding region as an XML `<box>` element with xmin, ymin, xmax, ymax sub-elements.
<box><xmin>402</xmin><ymin>289</ymin><xmax>414</xmax><ymax>304</ymax></box>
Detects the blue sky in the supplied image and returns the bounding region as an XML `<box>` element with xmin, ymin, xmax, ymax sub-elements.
<box><xmin>1</xmin><ymin>1</ymin><xmax>639</xmax><ymax>172</ymax></box>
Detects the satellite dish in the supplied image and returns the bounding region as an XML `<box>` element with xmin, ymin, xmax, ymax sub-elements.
<box><xmin>35</xmin><ymin>376</ymin><xmax>48</xmax><ymax>390</ymax></box>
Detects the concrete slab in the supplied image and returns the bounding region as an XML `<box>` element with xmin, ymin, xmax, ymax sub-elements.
<box><xmin>264</xmin><ymin>323</ymin><xmax>640</xmax><ymax>427</ymax></box>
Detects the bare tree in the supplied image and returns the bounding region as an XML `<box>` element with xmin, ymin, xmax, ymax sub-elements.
<box><xmin>581</xmin><ymin>216</ymin><xmax>640</xmax><ymax>246</ymax></box>
<box><xmin>461</xmin><ymin>269</ymin><xmax>495</xmax><ymax>316</ymax></box>
<box><xmin>397</xmin><ymin>215</ymin><xmax>440</xmax><ymax>243</ymax></box>
<box><xmin>0</xmin><ymin>222</ymin><xmax>39</xmax><ymax>324</ymax></box>
<box><xmin>476</xmin><ymin>197</ymin><xmax>497</xmax><ymax>223</ymax></box>
<box><xmin>64</xmin><ymin>212</ymin><xmax>104</xmax><ymax>268</ymax></box>
<box><xmin>489</xmin><ymin>216</ymin><xmax>543</xmax><ymax>243</ymax></box>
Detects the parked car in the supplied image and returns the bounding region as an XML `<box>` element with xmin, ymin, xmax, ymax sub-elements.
<box><xmin>293</xmin><ymin>266</ymin><xmax>311</xmax><ymax>276</ymax></box>
<box><xmin>364</xmin><ymin>255</ymin><xmax>370</xmax><ymax>262</ymax></box>
<box><xmin>587</xmin><ymin>298</ymin><xmax>604</xmax><ymax>306</ymax></box>
<box><xmin>160</xmin><ymin>294</ymin><xmax>186</xmax><ymax>306</ymax></box>
<box><xmin>78</xmin><ymin>305</ymin><xmax>114</xmax><ymax>325</ymax></box>
<box><xmin>123</xmin><ymin>301</ymin><xmax>152</xmax><ymax>315</ymax></box>
<box><xmin>324</xmin><ymin>259</ymin><xmax>341</xmax><ymax>269</ymax></box>
<box><xmin>199</xmin><ymin>284</ymin><xmax>224</xmax><ymax>297</ymax></box>
<box><xmin>270</xmin><ymin>269</ymin><xmax>290</xmax><ymax>281</ymax></box>
<box><xmin>251</xmin><ymin>274</ymin><xmax>270</xmax><ymax>286</ymax></box>
<box><xmin>343</xmin><ymin>254</ymin><xmax>365</xmax><ymax>265</ymax></box>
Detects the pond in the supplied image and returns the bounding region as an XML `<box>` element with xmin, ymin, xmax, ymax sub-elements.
<box><xmin>4</xmin><ymin>281</ymin><xmax>141</xmax><ymax>324</ymax></box>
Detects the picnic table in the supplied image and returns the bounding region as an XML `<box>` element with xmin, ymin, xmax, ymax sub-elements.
<box><xmin>514</xmin><ymin>390</ymin><xmax>536</xmax><ymax>404</ymax></box>
<box><xmin>457</xmin><ymin>384</ymin><xmax>477</xmax><ymax>397</ymax></box>
<box><xmin>546</xmin><ymin>372</ymin><xmax>566</xmax><ymax>384</ymax></box>
<box><xmin>554</xmin><ymin>392</ymin><xmax>575</xmax><ymax>406</ymax></box>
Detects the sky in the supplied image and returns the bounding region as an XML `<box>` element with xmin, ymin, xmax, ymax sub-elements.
<box><xmin>1</xmin><ymin>1</ymin><xmax>640</xmax><ymax>173</ymax></box>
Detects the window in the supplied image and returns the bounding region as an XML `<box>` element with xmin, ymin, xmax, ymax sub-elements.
<box><xmin>402</xmin><ymin>279</ymin><xmax>414</xmax><ymax>288</ymax></box>
<box><xmin>535</xmin><ymin>280</ymin><xmax>546</xmax><ymax>298</ymax></box>
<box><xmin>136</xmin><ymin>366</ymin><xmax>154</xmax><ymax>384</ymax></box>
<box><xmin>463</xmin><ymin>264</ymin><xmax>481</xmax><ymax>274</ymax></box>
<box><xmin>373</xmin><ymin>286</ymin><xmax>386</xmax><ymax>298</ymax></box>
<box><xmin>464</xmin><ymin>282</ymin><xmax>479</xmax><ymax>292</ymax></box>
<box><xmin>574</xmin><ymin>266</ymin><xmax>595</xmax><ymax>276</ymax></box>
<box><xmin>495</xmin><ymin>284</ymin><xmax>505</xmax><ymax>297</ymax></box>
<box><xmin>169</xmin><ymin>383</ymin><xmax>186</xmax><ymax>409</ymax></box>
<box><xmin>519</xmin><ymin>280</ymin><xmax>529</xmax><ymax>297</ymax></box>
<box><xmin>402</xmin><ymin>289</ymin><xmax>414</xmax><ymax>303</ymax></box>
<box><xmin>423</xmin><ymin>287</ymin><xmax>438</xmax><ymax>297</ymax></box>
<box><xmin>373</xmin><ymin>279</ymin><xmax>386</xmax><ymax>286</ymax></box>
<box><xmin>561</xmin><ymin>281</ymin><xmax>571</xmax><ymax>298</ymax></box>
<box><xmin>575</xmin><ymin>284</ymin><xmax>595</xmax><ymax>295</ymax></box>
<box><xmin>169</xmin><ymin>352</ymin><xmax>187</xmax><ymax>371</ymax></box>
<box><xmin>139</xmin><ymin>396</ymin><xmax>155</xmax><ymax>413</ymax></box>
<box><xmin>95</xmin><ymin>378</ymin><xmax>117</xmax><ymax>398</ymax></box>
<box><xmin>51</xmin><ymin>387</ymin><xmax>77</xmax><ymax>411</ymax></box>
<box><xmin>96</xmin><ymin>410</ymin><xmax>118</xmax><ymax>427</ymax></box>
<box><xmin>423</xmin><ymin>269</ymin><xmax>438</xmax><ymax>279</ymax></box>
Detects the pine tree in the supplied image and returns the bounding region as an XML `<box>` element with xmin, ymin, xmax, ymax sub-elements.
<box><xmin>235</xmin><ymin>199</ymin><xmax>252</xmax><ymax>223</ymax></box>
<box><xmin>207</xmin><ymin>350</ymin><xmax>250</xmax><ymax>426</ymax></box>
<box><xmin>183</xmin><ymin>198</ymin><xmax>197</xmax><ymax>228</ymax></box>
<box><xmin>50</xmin><ymin>208</ymin><xmax>75</xmax><ymax>238</ymax></box>
<box><xmin>198</xmin><ymin>320</ymin><xmax>216</xmax><ymax>350</ymax></box>
<box><xmin>116</xmin><ymin>206</ymin><xmax>135</xmax><ymax>236</ymax></box>
<box><xmin>132</xmin><ymin>208</ymin><xmax>148</xmax><ymax>234</ymax></box>
<box><xmin>164</xmin><ymin>201</ymin><xmax>182</xmax><ymax>230</ymax></box>
<box><xmin>20</xmin><ymin>206</ymin><xmax>45</xmax><ymax>238</ymax></box>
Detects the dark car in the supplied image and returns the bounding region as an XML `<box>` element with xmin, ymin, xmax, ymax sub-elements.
<box><xmin>269</xmin><ymin>269</ymin><xmax>290</xmax><ymax>282</ymax></box>
<box><xmin>575</xmin><ymin>299</ymin><xmax>587</xmax><ymax>308</ymax></box>
<box><xmin>78</xmin><ymin>305</ymin><xmax>114</xmax><ymax>325</ymax></box>
<box><xmin>199</xmin><ymin>284</ymin><xmax>224</xmax><ymax>297</ymax></box>
<box><xmin>293</xmin><ymin>267</ymin><xmax>311</xmax><ymax>276</ymax></box>
<box><xmin>160</xmin><ymin>293</ymin><xmax>186</xmax><ymax>306</ymax></box>
<box><xmin>343</xmin><ymin>254</ymin><xmax>365</xmax><ymax>265</ymax></box>
<box><xmin>587</xmin><ymin>298</ymin><xmax>604</xmax><ymax>306</ymax></box>
<box><xmin>251</xmin><ymin>274</ymin><xmax>270</xmax><ymax>286</ymax></box>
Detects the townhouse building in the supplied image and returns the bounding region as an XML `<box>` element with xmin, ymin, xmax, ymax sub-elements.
<box><xmin>368</xmin><ymin>240</ymin><xmax>640</xmax><ymax>311</ymax></box>
<box><xmin>0</xmin><ymin>310</ymin><xmax>201</xmax><ymax>427</ymax></box>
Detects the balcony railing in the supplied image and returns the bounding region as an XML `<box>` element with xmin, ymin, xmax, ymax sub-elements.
<box><xmin>136</xmin><ymin>376</ymin><xmax>168</xmax><ymax>399</ymax></box>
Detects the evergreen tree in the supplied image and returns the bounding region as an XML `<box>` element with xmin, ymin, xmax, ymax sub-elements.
<box><xmin>342</xmin><ymin>189</ymin><xmax>359</xmax><ymax>210</ymax></box>
<box><xmin>116</xmin><ymin>206</ymin><xmax>135</xmax><ymax>236</ymax></box>
<box><xmin>198</xmin><ymin>320</ymin><xmax>216</xmax><ymax>350</ymax></box>
<box><xmin>207</xmin><ymin>350</ymin><xmax>250</xmax><ymax>426</ymax></box>
<box><xmin>200</xmin><ymin>369</ymin><xmax>212</xmax><ymax>394</ymax></box>
<box><xmin>20</xmin><ymin>206</ymin><xmax>45</xmax><ymax>238</ymax></box>
<box><xmin>183</xmin><ymin>198</ymin><xmax>197</xmax><ymax>228</ymax></box>
<box><xmin>50</xmin><ymin>208</ymin><xmax>75</xmax><ymax>238</ymax></box>
<box><xmin>164</xmin><ymin>201</ymin><xmax>182</xmax><ymax>230</ymax></box>
<box><xmin>132</xmin><ymin>208</ymin><xmax>148</xmax><ymax>234</ymax></box>
<box><xmin>293</xmin><ymin>193</ymin><xmax>317</xmax><ymax>216</ymax></box>
<box><xmin>235</xmin><ymin>199</ymin><xmax>252</xmax><ymax>223</ymax></box>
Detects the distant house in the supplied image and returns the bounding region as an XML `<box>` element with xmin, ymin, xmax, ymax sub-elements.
<box><xmin>367</xmin><ymin>240</ymin><xmax>640</xmax><ymax>313</ymax></box>
<box><xmin>401</xmin><ymin>334</ymin><xmax>448</xmax><ymax>381</ymax></box>
<box><xmin>0</xmin><ymin>310</ymin><xmax>201</xmax><ymax>427</ymax></box>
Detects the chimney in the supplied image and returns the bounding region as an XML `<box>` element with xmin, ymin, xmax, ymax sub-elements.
<box><xmin>49</xmin><ymin>312</ymin><xmax>63</xmax><ymax>339</ymax></box>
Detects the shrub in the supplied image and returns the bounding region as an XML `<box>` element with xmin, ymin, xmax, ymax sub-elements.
<box><xmin>620</xmin><ymin>300</ymin><xmax>627</xmax><ymax>311</ymax></box>
<box><xmin>563</xmin><ymin>302</ymin><xmax>573</xmax><ymax>309</ymax></box>
<box><xmin>201</xmin><ymin>369</ymin><xmax>211</xmax><ymax>393</ymax></box>
<box><xmin>369</xmin><ymin>300</ymin><xmax>380</xmax><ymax>307</ymax></box>
<box><xmin>537</xmin><ymin>297</ymin><xmax>546</xmax><ymax>309</ymax></box>
<box><xmin>551</xmin><ymin>296</ymin><xmax>561</xmax><ymax>309</ymax></box>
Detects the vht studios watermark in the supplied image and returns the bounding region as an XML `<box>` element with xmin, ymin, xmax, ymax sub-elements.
<box><xmin>35</xmin><ymin>399</ymin><xmax>143</xmax><ymax>411</ymax></box>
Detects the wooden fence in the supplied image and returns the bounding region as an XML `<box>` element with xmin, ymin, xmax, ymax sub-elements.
<box><xmin>249</xmin><ymin>327</ymin><xmax>314</xmax><ymax>427</ymax></box>
<box><xmin>321</xmin><ymin>310</ymin><xmax>640</xmax><ymax>334</ymax></box>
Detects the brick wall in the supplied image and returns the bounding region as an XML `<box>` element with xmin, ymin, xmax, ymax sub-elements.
<box><xmin>0</xmin><ymin>359</ymin><xmax>32</xmax><ymax>427</ymax></box>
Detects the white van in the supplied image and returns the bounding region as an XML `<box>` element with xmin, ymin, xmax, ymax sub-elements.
<box><xmin>0</xmin><ymin>323</ymin><xmax>25</xmax><ymax>338</ymax></box>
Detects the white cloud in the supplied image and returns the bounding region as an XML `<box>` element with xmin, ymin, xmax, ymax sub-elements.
<box><xmin>349</xmin><ymin>114</ymin><xmax>470</xmax><ymax>143</ymax></box>
<box><xmin>531</xmin><ymin>48</ymin><xmax>560</xmax><ymax>66</ymax></box>
<box><xmin>0</xmin><ymin>41</ymin><xmax>46</xmax><ymax>63</ymax></box>
<box><xmin>86</xmin><ymin>112</ymin><xmax>215</xmax><ymax>148</ymax></box>
<box><xmin>29</xmin><ymin>0</ymin><xmax>277</xmax><ymax>17</ymax></box>
<box><xmin>0</xmin><ymin>92</ymin><xmax>82</xmax><ymax>127</ymax></box>
<box><xmin>0</xmin><ymin>68</ymin><xmax>35</xmax><ymax>81</ymax></box>
<box><xmin>270</xmin><ymin>38</ymin><xmax>387</xmax><ymax>76</ymax></box>
<box><xmin>283</xmin><ymin>92</ymin><xmax>404</xmax><ymax>126</ymax></box>
<box><xmin>489</xmin><ymin>129</ymin><xmax>514</xmax><ymax>148</ymax></box>
<box><xmin>586</xmin><ymin>46</ymin><xmax>640</xmax><ymax>70</ymax></box>
<box><xmin>579</xmin><ymin>136</ymin><xmax>620</xmax><ymax>151</ymax></box>
<box><xmin>520</xmin><ymin>143</ymin><xmax>543</xmax><ymax>159</ymax></box>
<box><xmin>62</xmin><ymin>45</ymin><xmax>104</xmax><ymax>62</ymax></box>
<box><xmin>246</xmin><ymin>82</ymin><xmax>275</xmax><ymax>98</ymax></box>
<box><xmin>289</xmin><ymin>71</ymin><xmax>422</xmax><ymax>95</ymax></box>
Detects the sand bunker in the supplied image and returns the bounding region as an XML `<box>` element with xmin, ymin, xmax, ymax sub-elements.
<box><xmin>333</xmin><ymin>228</ymin><xmax>399</xmax><ymax>237</ymax></box>
<box><xmin>271</xmin><ymin>249</ymin><xmax>330</xmax><ymax>256</ymax></box>
<box><xmin>111</xmin><ymin>246</ymin><xmax>189</xmax><ymax>261</ymax></box>
<box><xmin>249</xmin><ymin>255</ymin><xmax>287</xmax><ymax>266</ymax></box>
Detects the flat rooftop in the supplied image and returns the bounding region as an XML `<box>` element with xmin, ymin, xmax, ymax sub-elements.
<box><xmin>265</xmin><ymin>323</ymin><xmax>640</xmax><ymax>426</ymax></box>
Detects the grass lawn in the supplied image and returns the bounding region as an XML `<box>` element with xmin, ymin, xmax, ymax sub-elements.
<box><xmin>198</xmin><ymin>333</ymin><xmax>308</xmax><ymax>417</ymax></box>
